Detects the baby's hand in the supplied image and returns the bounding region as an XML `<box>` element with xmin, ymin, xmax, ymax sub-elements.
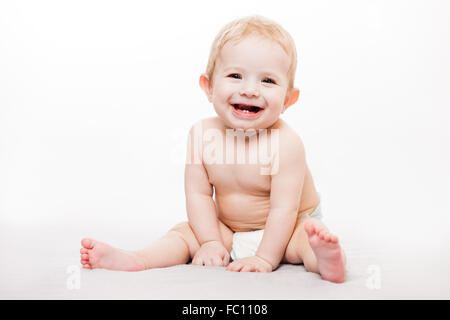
<box><xmin>192</xmin><ymin>240</ymin><xmax>230</xmax><ymax>267</ymax></box>
<box><xmin>225</xmin><ymin>255</ymin><xmax>273</xmax><ymax>273</ymax></box>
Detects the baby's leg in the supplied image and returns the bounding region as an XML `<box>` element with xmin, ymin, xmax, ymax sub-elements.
<box><xmin>80</xmin><ymin>221</ymin><xmax>233</xmax><ymax>271</ymax></box>
<box><xmin>283</xmin><ymin>215</ymin><xmax>346</xmax><ymax>283</ymax></box>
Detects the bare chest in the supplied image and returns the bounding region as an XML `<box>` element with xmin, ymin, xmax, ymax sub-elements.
<box><xmin>204</xmin><ymin>163</ymin><xmax>271</xmax><ymax>195</ymax></box>
<box><xmin>201</xmin><ymin>131</ymin><xmax>275</xmax><ymax>194</ymax></box>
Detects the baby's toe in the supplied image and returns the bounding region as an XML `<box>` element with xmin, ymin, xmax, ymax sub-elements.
<box><xmin>80</xmin><ymin>248</ymin><xmax>89</xmax><ymax>254</ymax></box>
<box><xmin>81</xmin><ymin>238</ymin><xmax>95</xmax><ymax>249</ymax></box>
<box><xmin>318</xmin><ymin>230</ymin><xmax>327</xmax><ymax>240</ymax></box>
<box><xmin>304</xmin><ymin>221</ymin><xmax>316</xmax><ymax>236</ymax></box>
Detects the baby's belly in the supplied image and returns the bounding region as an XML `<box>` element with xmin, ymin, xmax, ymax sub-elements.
<box><xmin>215</xmin><ymin>193</ymin><xmax>271</xmax><ymax>232</ymax></box>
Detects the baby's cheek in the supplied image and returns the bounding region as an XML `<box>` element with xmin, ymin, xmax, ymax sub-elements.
<box><xmin>270</xmin><ymin>95</ymin><xmax>286</xmax><ymax>109</ymax></box>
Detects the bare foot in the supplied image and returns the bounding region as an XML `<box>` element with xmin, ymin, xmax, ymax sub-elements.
<box><xmin>304</xmin><ymin>222</ymin><xmax>346</xmax><ymax>283</ymax></box>
<box><xmin>80</xmin><ymin>238</ymin><xmax>145</xmax><ymax>271</ymax></box>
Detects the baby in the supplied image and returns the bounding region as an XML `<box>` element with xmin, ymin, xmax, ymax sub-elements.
<box><xmin>80</xmin><ymin>15</ymin><xmax>346</xmax><ymax>283</ymax></box>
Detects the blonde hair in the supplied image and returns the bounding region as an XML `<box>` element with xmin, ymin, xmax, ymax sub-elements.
<box><xmin>205</xmin><ymin>15</ymin><xmax>298</xmax><ymax>90</ymax></box>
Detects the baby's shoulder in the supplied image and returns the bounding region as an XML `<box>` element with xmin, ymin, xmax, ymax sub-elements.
<box><xmin>273</xmin><ymin>119</ymin><xmax>304</xmax><ymax>150</ymax></box>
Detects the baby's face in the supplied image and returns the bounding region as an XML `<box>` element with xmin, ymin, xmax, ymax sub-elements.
<box><xmin>208</xmin><ymin>36</ymin><xmax>294</xmax><ymax>130</ymax></box>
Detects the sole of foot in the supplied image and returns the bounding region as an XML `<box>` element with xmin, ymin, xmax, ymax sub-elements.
<box><xmin>80</xmin><ymin>238</ymin><xmax>145</xmax><ymax>272</ymax></box>
<box><xmin>304</xmin><ymin>222</ymin><xmax>346</xmax><ymax>283</ymax></box>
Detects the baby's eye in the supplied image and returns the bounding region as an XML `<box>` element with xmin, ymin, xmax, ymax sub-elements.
<box><xmin>262</xmin><ymin>77</ymin><xmax>276</xmax><ymax>84</ymax></box>
<box><xmin>227</xmin><ymin>73</ymin><xmax>242</xmax><ymax>79</ymax></box>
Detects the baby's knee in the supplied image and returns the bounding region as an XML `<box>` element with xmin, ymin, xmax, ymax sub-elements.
<box><xmin>168</xmin><ymin>221</ymin><xmax>193</xmax><ymax>242</ymax></box>
<box><xmin>283</xmin><ymin>218</ymin><xmax>315</xmax><ymax>263</ymax></box>
<box><xmin>302</xmin><ymin>252</ymin><xmax>319</xmax><ymax>274</ymax></box>
<box><xmin>169</xmin><ymin>221</ymin><xmax>190</xmax><ymax>233</ymax></box>
<box><xmin>168</xmin><ymin>221</ymin><xmax>200</xmax><ymax>256</ymax></box>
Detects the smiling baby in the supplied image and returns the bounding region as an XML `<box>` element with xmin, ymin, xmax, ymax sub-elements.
<box><xmin>80</xmin><ymin>15</ymin><xmax>346</xmax><ymax>283</ymax></box>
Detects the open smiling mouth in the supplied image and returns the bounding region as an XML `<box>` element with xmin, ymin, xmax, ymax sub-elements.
<box><xmin>232</xmin><ymin>104</ymin><xmax>262</xmax><ymax>113</ymax></box>
<box><xmin>231</xmin><ymin>104</ymin><xmax>264</xmax><ymax>119</ymax></box>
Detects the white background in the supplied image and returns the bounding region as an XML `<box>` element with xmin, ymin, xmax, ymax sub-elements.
<box><xmin>1</xmin><ymin>0</ymin><xmax>449</xmax><ymax>266</ymax></box>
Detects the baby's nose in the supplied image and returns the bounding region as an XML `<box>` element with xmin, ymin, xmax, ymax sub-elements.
<box><xmin>239</xmin><ymin>84</ymin><xmax>260</xmax><ymax>97</ymax></box>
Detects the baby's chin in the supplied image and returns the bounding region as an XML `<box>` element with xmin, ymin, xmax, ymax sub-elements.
<box><xmin>221</xmin><ymin>118</ymin><xmax>270</xmax><ymax>132</ymax></box>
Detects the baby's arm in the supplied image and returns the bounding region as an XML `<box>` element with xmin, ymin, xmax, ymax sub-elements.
<box><xmin>256</xmin><ymin>134</ymin><xmax>306</xmax><ymax>269</ymax></box>
<box><xmin>227</xmin><ymin>132</ymin><xmax>306</xmax><ymax>272</ymax></box>
<box><xmin>185</xmin><ymin>124</ymin><xmax>230</xmax><ymax>266</ymax></box>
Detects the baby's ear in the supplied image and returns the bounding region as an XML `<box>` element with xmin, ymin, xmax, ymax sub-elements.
<box><xmin>199</xmin><ymin>74</ymin><xmax>213</xmax><ymax>102</ymax></box>
<box><xmin>282</xmin><ymin>88</ymin><xmax>300</xmax><ymax>113</ymax></box>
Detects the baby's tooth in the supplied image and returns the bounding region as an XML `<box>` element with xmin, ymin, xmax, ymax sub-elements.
<box><xmin>243</xmin><ymin>109</ymin><xmax>249</xmax><ymax>113</ymax></box>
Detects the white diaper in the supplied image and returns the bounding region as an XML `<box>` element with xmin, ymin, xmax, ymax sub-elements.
<box><xmin>229</xmin><ymin>202</ymin><xmax>323</xmax><ymax>261</ymax></box>
<box><xmin>230</xmin><ymin>229</ymin><xmax>265</xmax><ymax>261</ymax></box>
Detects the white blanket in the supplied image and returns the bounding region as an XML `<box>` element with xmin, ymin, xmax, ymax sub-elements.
<box><xmin>1</xmin><ymin>218</ymin><xmax>449</xmax><ymax>299</ymax></box>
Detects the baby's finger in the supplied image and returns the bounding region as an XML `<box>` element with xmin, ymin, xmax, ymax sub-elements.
<box><xmin>226</xmin><ymin>261</ymin><xmax>240</xmax><ymax>272</ymax></box>
<box><xmin>225</xmin><ymin>262</ymin><xmax>234</xmax><ymax>271</ymax></box>
<box><xmin>206</xmin><ymin>257</ymin><xmax>216</xmax><ymax>266</ymax></box>
<box><xmin>234</xmin><ymin>263</ymin><xmax>245</xmax><ymax>272</ymax></box>
<box><xmin>212</xmin><ymin>256</ymin><xmax>223</xmax><ymax>266</ymax></box>
<box><xmin>257</xmin><ymin>265</ymin><xmax>270</xmax><ymax>273</ymax></box>
<box><xmin>192</xmin><ymin>256</ymin><xmax>203</xmax><ymax>266</ymax></box>
<box><xmin>225</xmin><ymin>262</ymin><xmax>235</xmax><ymax>271</ymax></box>
<box><xmin>222</xmin><ymin>255</ymin><xmax>230</xmax><ymax>266</ymax></box>
<box><xmin>241</xmin><ymin>265</ymin><xmax>253</xmax><ymax>272</ymax></box>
